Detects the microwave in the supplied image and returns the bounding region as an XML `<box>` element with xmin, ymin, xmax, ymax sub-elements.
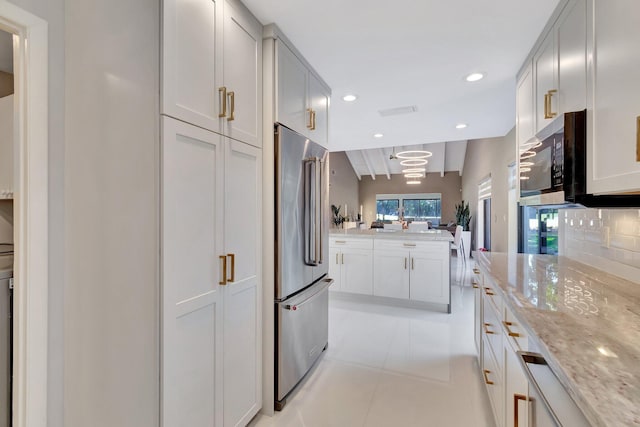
<box><xmin>519</xmin><ymin>110</ymin><xmax>586</xmax><ymax>206</ymax></box>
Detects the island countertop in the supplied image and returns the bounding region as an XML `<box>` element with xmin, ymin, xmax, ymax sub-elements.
<box><xmin>329</xmin><ymin>228</ymin><xmax>454</xmax><ymax>242</ymax></box>
<box><xmin>475</xmin><ymin>251</ymin><xmax>640</xmax><ymax>427</ymax></box>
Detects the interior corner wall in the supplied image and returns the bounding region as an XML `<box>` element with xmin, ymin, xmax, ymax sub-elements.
<box><xmin>6</xmin><ymin>0</ymin><xmax>66</xmax><ymax>426</ymax></box>
<box><xmin>359</xmin><ymin>172</ymin><xmax>462</xmax><ymax>226</ymax></box>
<box><xmin>461</xmin><ymin>127</ymin><xmax>516</xmax><ymax>253</ymax></box>
<box><xmin>64</xmin><ymin>0</ymin><xmax>159</xmax><ymax>426</ymax></box>
<box><xmin>329</xmin><ymin>151</ymin><xmax>360</xmax><ymax>218</ymax></box>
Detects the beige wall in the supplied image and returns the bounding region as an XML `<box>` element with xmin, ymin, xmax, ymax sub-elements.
<box><xmin>329</xmin><ymin>151</ymin><xmax>359</xmax><ymax>218</ymax></box>
<box><xmin>0</xmin><ymin>71</ymin><xmax>13</xmax><ymax>97</ymax></box>
<box><xmin>461</xmin><ymin>127</ymin><xmax>516</xmax><ymax>252</ymax></box>
<box><xmin>359</xmin><ymin>172</ymin><xmax>462</xmax><ymax>226</ymax></box>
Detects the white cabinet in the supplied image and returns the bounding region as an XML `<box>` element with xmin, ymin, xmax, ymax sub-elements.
<box><xmin>472</xmin><ymin>265</ymin><xmax>483</xmax><ymax>359</ymax></box>
<box><xmin>534</xmin><ymin>30</ymin><xmax>557</xmax><ymax>133</ymax></box>
<box><xmin>329</xmin><ymin>238</ymin><xmax>373</xmax><ymax>295</ymax></box>
<box><xmin>0</xmin><ymin>95</ymin><xmax>13</xmax><ymax>198</ymax></box>
<box><xmin>505</xmin><ymin>341</ymin><xmax>529</xmax><ymax>427</ymax></box>
<box><xmin>587</xmin><ymin>0</ymin><xmax>640</xmax><ymax>194</ymax></box>
<box><xmin>161</xmin><ymin>117</ymin><xmax>262</xmax><ymax>427</ymax></box>
<box><xmin>274</xmin><ymin>38</ymin><xmax>330</xmax><ymax>148</ymax></box>
<box><xmin>557</xmin><ymin>0</ymin><xmax>587</xmax><ymax>114</ymax></box>
<box><xmin>516</xmin><ymin>64</ymin><xmax>534</xmax><ymax>146</ymax></box>
<box><xmin>373</xmin><ymin>240</ymin><xmax>450</xmax><ymax>307</ymax></box>
<box><xmin>162</xmin><ymin>0</ymin><xmax>262</xmax><ymax>147</ymax></box>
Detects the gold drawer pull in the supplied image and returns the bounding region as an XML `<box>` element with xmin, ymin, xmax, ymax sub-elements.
<box><xmin>472</xmin><ymin>283</ymin><xmax>479</xmax><ymax>289</ymax></box>
<box><xmin>483</xmin><ymin>370</ymin><xmax>494</xmax><ymax>385</ymax></box>
<box><xmin>514</xmin><ymin>393</ymin><xmax>528</xmax><ymax>427</ymax></box>
<box><xmin>219</xmin><ymin>255</ymin><xmax>227</xmax><ymax>285</ymax></box>
<box><xmin>334</xmin><ymin>240</ymin><xmax>346</xmax><ymax>244</ymax></box>
<box><xmin>473</xmin><ymin>268</ymin><xmax>480</xmax><ymax>274</ymax></box>
<box><xmin>483</xmin><ymin>323</ymin><xmax>495</xmax><ymax>335</ymax></box>
<box><xmin>484</xmin><ymin>287</ymin><xmax>495</xmax><ymax>296</ymax></box>
<box><xmin>218</xmin><ymin>86</ymin><xmax>227</xmax><ymax>118</ymax></box>
<box><xmin>503</xmin><ymin>321</ymin><xmax>520</xmax><ymax>338</ymax></box>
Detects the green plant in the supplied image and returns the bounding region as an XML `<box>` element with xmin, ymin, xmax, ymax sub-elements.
<box><xmin>331</xmin><ymin>204</ymin><xmax>345</xmax><ymax>227</ymax></box>
<box><xmin>454</xmin><ymin>200</ymin><xmax>471</xmax><ymax>231</ymax></box>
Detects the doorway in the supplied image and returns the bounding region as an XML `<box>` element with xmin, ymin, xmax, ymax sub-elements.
<box><xmin>0</xmin><ymin>3</ymin><xmax>49</xmax><ymax>427</ymax></box>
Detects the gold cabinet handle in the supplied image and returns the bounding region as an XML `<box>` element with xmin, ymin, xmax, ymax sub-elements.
<box><xmin>334</xmin><ymin>240</ymin><xmax>346</xmax><ymax>244</ymax></box>
<box><xmin>483</xmin><ymin>370</ymin><xmax>494</xmax><ymax>385</ymax></box>
<box><xmin>219</xmin><ymin>255</ymin><xmax>227</xmax><ymax>285</ymax></box>
<box><xmin>311</xmin><ymin>110</ymin><xmax>316</xmax><ymax>130</ymax></box>
<box><xmin>336</xmin><ymin>253</ymin><xmax>339</xmax><ymax>265</ymax></box>
<box><xmin>514</xmin><ymin>393</ymin><xmax>528</xmax><ymax>427</ymax></box>
<box><xmin>341</xmin><ymin>253</ymin><xmax>344</xmax><ymax>265</ymax></box>
<box><xmin>473</xmin><ymin>268</ymin><xmax>480</xmax><ymax>274</ymax></box>
<box><xmin>543</xmin><ymin>93</ymin><xmax>549</xmax><ymax>119</ymax></box>
<box><xmin>227</xmin><ymin>91</ymin><xmax>235</xmax><ymax>121</ymax></box>
<box><xmin>483</xmin><ymin>323</ymin><xmax>495</xmax><ymax>335</ymax></box>
<box><xmin>472</xmin><ymin>283</ymin><xmax>479</xmax><ymax>289</ymax></box>
<box><xmin>404</xmin><ymin>257</ymin><xmax>407</xmax><ymax>270</ymax></box>
<box><xmin>545</xmin><ymin>89</ymin><xmax>557</xmax><ymax>119</ymax></box>
<box><xmin>411</xmin><ymin>258</ymin><xmax>414</xmax><ymax>270</ymax></box>
<box><xmin>218</xmin><ymin>86</ymin><xmax>227</xmax><ymax>118</ymax></box>
<box><xmin>503</xmin><ymin>321</ymin><xmax>520</xmax><ymax>338</ymax></box>
<box><xmin>306</xmin><ymin>108</ymin><xmax>313</xmax><ymax>129</ymax></box>
<box><xmin>484</xmin><ymin>287</ymin><xmax>495</xmax><ymax>296</ymax></box>
<box><xmin>226</xmin><ymin>253</ymin><xmax>235</xmax><ymax>282</ymax></box>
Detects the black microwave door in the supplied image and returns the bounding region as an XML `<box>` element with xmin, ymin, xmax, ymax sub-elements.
<box><xmin>562</xmin><ymin>110</ymin><xmax>586</xmax><ymax>202</ymax></box>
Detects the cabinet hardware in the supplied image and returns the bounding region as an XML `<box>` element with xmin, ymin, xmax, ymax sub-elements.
<box><xmin>404</xmin><ymin>257</ymin><xmax>407</xmax><ymax>269</ymax></box>
<box><xmin>503</xmin><ymin>321</ymin><xmax>521</xmax><ymax>338</ymax></box>
<box><xmin>227</xmin><ymin>91</ymin><xmax>235</xmax><ymax>121</ymax></box>
<box><xmin>484</xmin><ymin>287</ymin><xmax>495</xmax><ymax>296</ymax></box>
<box><xmin>411</xmin><ymin>258</ymin><xmax>414</xmax><ymax>270</ymax></box>
<box><xmin>341</xmin><ymin>253</ymin><xmax>344</xmax><ymax>265</ymax></box>
<box><xmin>514</xmin><ymin>393</ymin><xmax>528</xmax><ymax>427</ymax></box>
<box><xmin>636</xmin><ymin>116</ymin><xmax>640</xmax><ymax>162</ymax></box>
<box><xmin>227</xmin><ymin>253</ymin><xmax>235</xmax><ymax>282</ymax></box>
<box><xmin>219</xmin><ymin>255</ymin><xmax>227</xmax><ymax>285</ymax></box>
<box><xmin>403</xmin><ymin>243</ymin><xmax>416</xmax><ymax>247</ymax></box>
<box><xmin>334</xmin><ymin>240</ymin><xmax>346</xmax><ymax>244</ymax></box>
<box><xmin>473</xmin><ymin>268</ymin><xmax>480</xmax><ymax>274</ymax></box>
<box><xmin>310</xmin><ymin>110</ymin><xmax>316</xmax><ymax>130</ymax></box>
<box><xmin>306</xmin><ymin>108</ymin><xmax>313</xmax><ymax>129</ymax></box>
<box><xmin>483</xmin><ymin>369</ymin><xmax>494</xmax><ymax>385</ymax></box>
<box><xmin>218</xmin><ymin>86</ymin><xmax>227</xmax><ymax>118</ymax></box>
<box><xmin>545</xmin><ymin>89</ymin><xmax>557</xmax><ymax>119</ymax></box>
<box><xmin>336</xmin><ymin>253</ymin><xmax>339</xmax><ymax>264</ymax></box>
<box><xmin>472</xmin><ymin>283</ymin><xmax>479</xmax><ymax>289</ymax></box>
<box><xmin>483</xmin><ymin>323</ymin><xmax>495</xmax><ymax>335</ymax></box>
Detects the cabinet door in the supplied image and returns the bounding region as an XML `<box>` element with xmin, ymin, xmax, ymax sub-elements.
<box><xmin>328</xmin><ymin>248</ymin><xmax>342</xmax><ymax>291</ymax></box>
<box><xmin>516</xmin><ymin>64</ymin><xmax>534</xmax><ymax>146</ymax></box>
<box><xmin>534</xmin><ymin>31</ymin><xmax>557</xmax><ymax>133</ymax></box>
<box><xmin>505</xmin><ymin>343</ymin><xmax>529</xmax><ymax>427</ymax></box>
<box><xmin>342</xmin><ymin>248</ymin><xmax>373</xmax><ymax>295</ymax></box>
<box><xmin>409</xmin><ymin>251</ymin><xmax>449</xmax><ymax>305</ymax></box>
<box><xmin>557</xmin><ymin>0</ymin><xmax>587</xmax><ymax>114</ymax></box>
<box><xmin>161</xmin><ymin>117</ymin><xmax>224</xmax><ymax>427</ymax></box>
<box><xmin>307</xmin><ymin>73</ymin><xmax>330</xmax><ymax>148</ymax></box>
<box><xmin>588</xmin><ymin>0</ymin><xmax>640</xmax><ymax>194</ymax></box>
<box><xmin>474</xmin><ymin>282</ymin><xmax>483</xmax><ymax>360</ymax></box>
<box><xmin>276</xmin><ymin>41</ymin><xmax>309</xmax><ymax>137</ymax></box>
<box><xmin>221</xmin><ymin>0</ymin><xmax>262</xmax><ymax>147</ymax></box>
<box><xmin>223</xmin><ymin>139</ymin><xmax>262</xmax><ymax>426</ymax></box>
<box><xmin>373</xmin><ymin>251</ymin><xmax>409</xmax><ymax>299</ymax></box>
<box><xmin>162</xmin><ymin>0</ymin><xmax>223</xmax><ymax>134</ymax></box>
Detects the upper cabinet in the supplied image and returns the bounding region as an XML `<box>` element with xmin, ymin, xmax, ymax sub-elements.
<box><xmin>516</xmin><ymin>63</ymin><xmax>534</xmax><ymax>146</ymax></box>
<box><xmin>162</xmin><ymin>0</ymin><xmax>262</xmax><ymax>147</ymax></box>
<box><xmin>530</xmin><ymin>0</ymin><xmax>587</xmax><ymax>134</ymax></box>
<box><xmin>587</xmin><ymin>0</ymin><xmax>640</xmax><ymax>194</ymax></box>
<box><xmin>267</xmin><ymin>26</ymin><xmax>331</xmax><ymax>148</ymax></box>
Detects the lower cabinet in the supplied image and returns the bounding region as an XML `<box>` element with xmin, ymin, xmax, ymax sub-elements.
<box><xmin>505</xmin><ymin>340</ymin><xmax>529</xmax><ymax>427</ymax></box>
<box><xmin>329</xmin><ymin>237</ymin><xmax>373</xmax><ymax>295</ymax></box>
<box><xmin>161</xmin><ymin>117</ymin><xmax>262</xmax><ymax>427</ymax></box>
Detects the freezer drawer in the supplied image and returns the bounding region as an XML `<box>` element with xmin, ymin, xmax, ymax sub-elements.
<box><xmin>276</xmin><ymin>278</ymin><xmax>332</xmax><ymax>406</ymax></box>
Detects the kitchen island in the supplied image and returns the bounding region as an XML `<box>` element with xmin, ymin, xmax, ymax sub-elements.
<box><xmin>328</xmin><ymin>228</ymin><xmax>454</xmax><ymax>312</ymax></box>
<box><xmin>474</xmin><ymin>251</ymin><xmax>640</xmax><ymax>427</ymax></box>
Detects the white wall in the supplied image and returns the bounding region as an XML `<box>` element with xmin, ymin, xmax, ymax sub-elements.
<box><xmin>64</xmin><ymin>1</ymin><xmax>159</xmax><ymax>426</ymax></box>
<box><xmin>5</xmin><ymin>1</ymin><xmax>66</xmax><ymax>425</ymax></box>
<box><xmin>559</xmin><ymin>208</ymin><xmax>640</xmax><ymax>284</ymax></box>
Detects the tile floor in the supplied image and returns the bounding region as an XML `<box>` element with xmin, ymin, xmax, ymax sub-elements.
<box><xmin>251</xmin><ymin>257</ymin><xmax>495</xmax><ymax>427</ymax></box>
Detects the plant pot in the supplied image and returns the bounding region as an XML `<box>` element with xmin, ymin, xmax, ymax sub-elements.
<box><xmin>461</xmin><ymin>231</ymin><xmax>471</xmax><ymax>259</ymax></box>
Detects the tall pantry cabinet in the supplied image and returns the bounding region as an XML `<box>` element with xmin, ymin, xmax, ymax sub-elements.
<box><xmin>161</xmin><ymin>0</ymin><xmax>263</xmax><ymax>426</ymax></box>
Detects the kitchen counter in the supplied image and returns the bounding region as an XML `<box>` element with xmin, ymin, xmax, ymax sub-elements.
<box><xmin>476</xmin><ymin>252</ymin><xmax>640</xmax><ymax>427</ymax></box>
<box><xmin>329</xmin><ymin>228</ymin><xmax>454</xmax><ymax>242</ymax></box>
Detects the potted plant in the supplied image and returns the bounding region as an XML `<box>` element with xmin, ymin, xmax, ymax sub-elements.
<box><xmin>454</xmin><ymin>201</ymin><xmax>472</xmax><ymax>258</ymax></box>
<box><xmin>331</xmin><ymin>204</ymin><xmax>345</xmax><ymax>228</ymax></box>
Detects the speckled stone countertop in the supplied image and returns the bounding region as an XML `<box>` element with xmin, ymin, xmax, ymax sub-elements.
<box><xmin>329</xmin><ymin>228</ymin><xmax>454</xmax><ymax>242</ymax></box>
<box><xmin>476</xmin><ymin>252</ymin><xmax>640</xmax><ymax>427</ymax></box>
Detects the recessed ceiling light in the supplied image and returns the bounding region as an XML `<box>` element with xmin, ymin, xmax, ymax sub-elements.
<box><xmin>406</xmin><ymin>180</ymin><xmax>421</xmax><ymax>185</ymax></box>
<box><xmin>373</xmin><ymin>133</ymin><xmax>384</xmax><ymax>138</ymax></box>
<box><xmin>456</xmin><ymin>123</ymin><xmax>467</xmax><ymax>129</ymax></box>
<box><xmin>342</xmin><ymin>94</ymin><xmax>358</xmax><ymax>102</ymax></box>
<box><xmin>465</xmin><ymin>73</ymin><xmax>484</xmax><ymax>82</ymax></box>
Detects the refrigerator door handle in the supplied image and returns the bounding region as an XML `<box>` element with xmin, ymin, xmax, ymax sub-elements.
<box><xmin>315</xmin><ymin>157</ymin><xmax>323</xmax><ymax>265</ymax></box>
<box><xmin>283</xmin><ymin>278</ymin><xmax>333</xmax><ymax>311</ymax></box>
<box><xmin>304</xmin><ymin>158</ymin><xmax>319</xmax><ymax>266</ymax></box>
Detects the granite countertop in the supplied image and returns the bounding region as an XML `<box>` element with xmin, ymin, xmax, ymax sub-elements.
<box><xmin>476</xmin><ymin>252</ymin><xmax>640</xmax><ymax>427</ymax></box>
<box><xmin>329</xmin><ymin>228</ymin><xmax>454</xmax><ymax>242</ymax></box>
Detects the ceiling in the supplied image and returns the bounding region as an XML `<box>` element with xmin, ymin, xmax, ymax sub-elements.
<box><xmin>243</xmin><ymin>0</ymin><xmax>560</xmax><ymax>153</ymax></box>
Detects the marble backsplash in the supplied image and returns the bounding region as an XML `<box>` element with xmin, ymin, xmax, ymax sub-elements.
<box><xmin>559</xmin><ymin>208</ymin><xmax>640</xmax><ymax>284</ymax></box>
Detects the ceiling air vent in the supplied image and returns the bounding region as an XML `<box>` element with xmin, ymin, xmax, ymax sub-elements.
<box><xmin>378</xmin><ymin>105</ymin><xmax>418</xmax><ymax>117</ymax></box>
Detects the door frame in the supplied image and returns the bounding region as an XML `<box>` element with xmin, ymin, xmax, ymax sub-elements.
<box><xmin>0</xmin><ymin>2</ymin><xmax>49</xmax><ymax>427</ymax></box>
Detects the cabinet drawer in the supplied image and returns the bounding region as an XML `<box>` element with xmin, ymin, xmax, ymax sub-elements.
<box><xmin>482</xmin><ymin>336</ymin><xmax>504</xmax><ymax>427</ymax></box>
<box><xmin>373</xmin><ymin>239</ymin><xmax>447</xmax><ymax>253</ymax></box>
<box><xmin>329</xmin><ymin>237</ymin><xmax>373</xmax><ymax>250</ymax></box>
<box><xmin>471</xmin><ymin>264</ymin><xmax>483</xmax><ymax>289</ymax></box>
<box><xmin>482</xmin><ymin>293</ymin><xmax>503</xmax><ymax>374</ymax></box>
<box><xmin>503</xmin><ymin>304</ymin><xmax>528</xmax><ymax>352</ymax></box>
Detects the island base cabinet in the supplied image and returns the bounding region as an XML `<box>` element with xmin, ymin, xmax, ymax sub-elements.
<box><xmin>328</xmin><ymin>247</ymin><xmax>342</xmax><ymax>291</ymax></box>
<box><xmin>372</xmin><ymin>252</ymin><xmax>410</xmax><ymax>299</ymax></box>
<box><xmin>328</xmin><ymin>238</ymin><xmax>374</xmax><ymax>295</ymax></box>
<box><xmin>409</xmin><ymin>250</ymin><xmax>449</xmax><ymax>305</ymax></box>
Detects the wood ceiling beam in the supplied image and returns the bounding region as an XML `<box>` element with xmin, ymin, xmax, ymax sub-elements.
<box><xmin>361</xmin><ymin>150</ymin><xmax>376</xmax><ymax>180</ymax></box>
<box><xmin>345</xmin><ymin>151</ymin><xmax>362</xmax><ymax>180</ymax></box>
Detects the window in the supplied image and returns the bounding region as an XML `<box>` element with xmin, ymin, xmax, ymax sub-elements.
<box><xmin>376</xmin><ymin>193</ymin><xmax>441</xmax><ymax>224</ymax></box>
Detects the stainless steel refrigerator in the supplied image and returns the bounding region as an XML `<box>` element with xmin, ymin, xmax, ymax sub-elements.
<box><xmin>274</xmin><ymin>124</ymin><xmax>332</xmax><ymax>410</ymax></box>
